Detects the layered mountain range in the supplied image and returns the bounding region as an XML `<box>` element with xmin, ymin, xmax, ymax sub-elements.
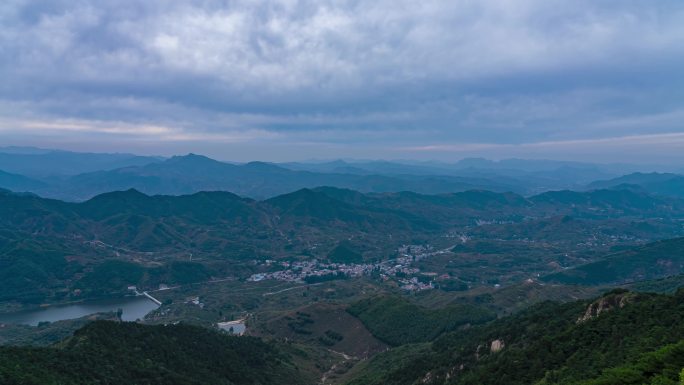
<box><xmin>2</xmin><ymin>148</ymin><xmax>683</xmax><ymax>201</ymax></box>
<box><xmin>2</xmin><ymin>184</ymin><xmax>684</xmax><ymax>305</ymax></box>
<box><xmin>2</xmin><ymin>149</ymin><xmax>684</xmax><ymax>385</ymax></box>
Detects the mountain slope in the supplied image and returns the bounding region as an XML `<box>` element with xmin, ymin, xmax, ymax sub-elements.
<box><xmin>0</xmin><ymin>149</ymin><xmax>161</xmax><ymax>177</ymax></box>
<box><xmin>347</xmin><ymin>295</ymin><xmax>496</xmax><ymax>345</ymax></box>
<box><xmin>0</xmin><ymin>321</ymin><xmax>308</xmax><ymax>385</ymax></box>
<box><xmin>286</xmin><ymin>158</ymin><xmax>625</xmax><ymax>189</ymax></box>
<box><xmin>529</xmin><ymin>189</ymin><xmax>680</xmax><ymax>217</ymax></box>
<box><xmin>588</xmin><ymin>172</ymin><xmax>684</xmax><ymax>198</ymax></box>
<box><xmin>542</xmin><ymin>237</ymin><xmax>684</xmax><ymax>285</ymax></box>
<box><xmin>2</xmin><ymin>187</ymin><xmax>684</xmax><ymax>304</ymax></box>
<box><xmin>0</xmin><ymin>169</ymin><xmax>47</xmax><ymax>192</ymax></box>
<box><xmin>0</xmin><ymin>187</ymin><xmax>444</xmax><ymax>303</ymax></box>
<box><xmin>346</xmin><ymin>289</ymin><xmax>684</xmax><ymax>385</ymax></box>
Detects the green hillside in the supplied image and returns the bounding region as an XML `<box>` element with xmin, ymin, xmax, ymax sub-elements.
<box><xmin>569</xmin><ymin>340</ymin><xmax>684</xmax><ymax>385</ymax></box>
<box><xmin>0</xmin><ymin>169</ymin><xmax>46</xmax><ymax>192</ymax></box>
<box><xmin>346</xmin><ymin>289</ymin><xmax>684</xmax><ymax>385</ymax></box>
<box><xmin>588</xmin><ymin>172</ymin><xmax>684</xmax><ymax>199</ymax></box>
<box><xmin>0</xmin><ymin>321</ymin><xmax>307</xmax><ymax>385</ymax></box>
<box><xmin>544</xmin><ymin>237</ymin><xmax>684</xmax><ymax>285</ymax></box>
<box><xmin>328</xmin><ymin>242</ymin><xmax>364</xmax><ymax>264</ymax></box>
<box><xmin>2</xmin><ymin>186</ymin><xmax>684</xmax><ymax>305</ymax></box>
<box><xmin>347</xmin><ymin>295</ymin><xmax>496</xmax><ymax>345</ymax></box>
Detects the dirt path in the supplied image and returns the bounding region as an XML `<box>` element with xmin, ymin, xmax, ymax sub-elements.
<box><xmin>319</xmin><ymin>349</ymin><xmax>357</xmax><ymax>385</ymax></box>
<box><xmin>262</xmin><ymin>282</ymin><xmax>324</xmax><ymax>296</ymax></box>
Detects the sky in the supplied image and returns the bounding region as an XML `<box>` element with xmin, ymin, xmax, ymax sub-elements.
<box><xmin>1</xmin><ymin>0</ymin><xmax>683</xmax><ymax>163</ymax></box>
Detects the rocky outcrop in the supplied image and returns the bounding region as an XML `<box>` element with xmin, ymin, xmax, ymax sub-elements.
<box><xmin>490</xmin><ymin>339</ymin><xmax>505</xmax><ymax>353</ymax></box>
<box><xmin>577</xmin><ymin>290</ymin><xmax>636</xmax><ymax>323</ymax></box>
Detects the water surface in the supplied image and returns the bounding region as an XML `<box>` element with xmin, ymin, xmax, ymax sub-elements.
<box><xmin>0</xmin><ymin>296</ymin><xmax>159</xmax><ymax>326</ymax></box>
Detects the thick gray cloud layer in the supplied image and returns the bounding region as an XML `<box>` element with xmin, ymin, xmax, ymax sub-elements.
<box><xmin>1</xmin><ymin>0</ymin><xmax>683</xmax><ymax>162</ymax></box>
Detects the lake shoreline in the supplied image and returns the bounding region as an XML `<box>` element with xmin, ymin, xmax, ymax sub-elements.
<box><xmin>0</xmin><ymin>293</ymin><xmax>142</xmax><ymax>315</ymax></box>
<box><xmin>0</xmin><ymin>296</ymin><xmax>160</xmax><ymax>326</ymax></box>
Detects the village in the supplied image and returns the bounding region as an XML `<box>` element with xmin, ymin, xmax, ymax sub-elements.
<box><xmin>247</xmin><ymin>244</ymin><xmax>454</xmax><ymax>292</ymax></box>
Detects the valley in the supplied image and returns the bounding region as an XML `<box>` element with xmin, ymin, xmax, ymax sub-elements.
<box><xmin>3</xmin><ymin>185</ymin><xmax>683</xmax><ymax>307</ymax></box>
<box><xmin>2</xmin><ymin>152</ymin><xmax>684</xmax><ymax>385</ymax></box>
<box><xmin>3</xmin><ymin>0</ymin><xmax>684</xmax><ymax>382</ymax></box>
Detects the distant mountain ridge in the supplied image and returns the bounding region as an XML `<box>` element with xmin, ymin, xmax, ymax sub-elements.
<box><xmin>588</xmin><ymin>172</ymin><xmax>684</xmax><ymax>198</ymax></box>
<box><xmin>1</xmin><ymin>148</ymin><xmax>681</xmax><ymax>200</ymax></box>
<box><xmin>0</xmin><ymin>147</ymin><xmax>162</xmax><ymax>177</ymax></box>
<box><xmin>283</xmin><ymin>158</ymin><xmax>632</xmax><ymax>192</ymax></box>
<box><xmin>0</xmin><ymin>169</ymin><xmax>46</xmax><ymax>191</ymax></box>
<box><xmin>7</xmin><ymin>154</ymin><xmax>527</xmax><ymax>201</ymax></box>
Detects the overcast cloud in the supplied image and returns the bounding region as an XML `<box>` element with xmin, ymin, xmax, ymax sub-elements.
<box><xmin>1</xmin><ymin>0</ymin><xmax>683</xmax><ymax>162</ymax></box>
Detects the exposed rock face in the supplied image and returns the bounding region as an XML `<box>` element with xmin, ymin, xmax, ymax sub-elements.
<box><xmin>490</xmin><ymin>339</ymin><xmax>505</xmax><ymax>353</ymax></box>
<box><xmin>421</xmin><ymin>371</ymin><xmax>434</xmax><ymax>384</ymax></box>
<box><xmin>577</xmin><ymin>290</ymin><xmax>635</xmax><ymax>323</ymax></box>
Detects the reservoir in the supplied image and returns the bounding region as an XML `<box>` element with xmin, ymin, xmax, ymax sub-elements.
<box><xmin>0</xmin><ymin>296</ymin><xmax>160</xmax><ymax>326</ymax></box>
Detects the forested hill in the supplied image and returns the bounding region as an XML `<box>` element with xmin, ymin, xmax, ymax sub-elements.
<box><xmin>588</xmin><ymin>172</ymin><xmax>684</xmax><ymax>199</ymax></box>
<box><xmin>0</xmin><ymin>321</ymin><xmax>308</xmax><ymax>385</ymax></box>
<box><xmin>3</xmin><ymin>186</ymin><xmax>684</xmax><ymax>305</ymax></box>
<box><xmin>347</xmin><ymin>296</ymin><xmax>496</xmax><ymax>345</ymax></box>
<box><xmin>543</xmin><ymin>236</ymin><xmax>684</xmax><ymax>285</ymax></box>
<box><xmin>346</xmin><ymin>289</ymin><xmax>684</xmax><ymax>385</ymax></box>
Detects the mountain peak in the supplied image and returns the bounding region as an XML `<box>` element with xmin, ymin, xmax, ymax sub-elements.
<box><xmin>243</xmin><ymin>161</ymin><xmax>288</xmax><ymax>172</ymax></box>
<box><xmin>86</xmin><ymin>188</ymin><xmax>150</xmax><ymax>202</ymax></box>
<box><xmin>167</xmin><ymin>153</ymin><xmax>218</xmax><ymax>164</ymax></box>
<box><xmin>158</xmin><ymin>154</ymin><xmax>234</xmax><ymax>174</ymax></box>
<box><xmin>266</xmin><ymin>188</ymin><xmax>341</xmax><ymax>209</ymax></box>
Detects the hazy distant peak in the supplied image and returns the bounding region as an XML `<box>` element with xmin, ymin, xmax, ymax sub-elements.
<box><xmin>0</xmin><ymin>146</ymin><xmax>57</xmax><ymax>155</ymax></box>
<box><xmin>455</xmin><ymin>157</ymin><xmax>494</xmax><ymax>168</ymax></box>
<box><xmin>243</xmin><ymin>161</ymin><xmax>288</xmax><ymax>172</ymax></box>
<box><xmin>0</xmin><ymin>168</ymin><xmax>48</xmax><ymax>191</ymax></box>
<box><xmin>87</xmin><ymin>188</ymin><xmax>150</xmax><ymax>201</ymax></box>
<box><xmin>265</xmin><ymin>188</ymin><xmax>341</xmax><ymax>208</ymax></box>
<box><xmin>587</xmin><ymin>172</ymin><xmax>684</xmax><ymax>199</ymax></box>
<box><xmin>166</xmin><ymin>153</ymin><xmax>218</xmax><ymax>164</ymax></box>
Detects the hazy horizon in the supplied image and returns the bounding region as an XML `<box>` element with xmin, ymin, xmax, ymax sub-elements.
<box><xmin>2</xmin><ymin>144</ymin><xmax>683</xmax><ymax>169</ymax></box>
